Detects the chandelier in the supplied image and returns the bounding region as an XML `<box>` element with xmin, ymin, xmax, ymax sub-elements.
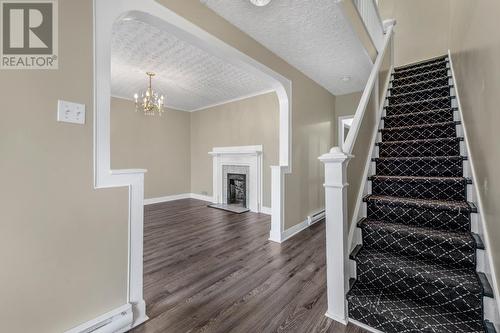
<box><xmin>134</xmin><ymin>72</ymin><xmax>165</xmax><ymax>116</ymax></box>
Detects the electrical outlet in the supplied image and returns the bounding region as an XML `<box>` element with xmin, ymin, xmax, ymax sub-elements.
<box><xmin>57</xmin><ymin>100</ymin><xmax>85</xmax><ymax>124</ymax></box>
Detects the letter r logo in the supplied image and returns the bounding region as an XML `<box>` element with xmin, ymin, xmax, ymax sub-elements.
<box><xmin>2</xmin><ymin>2</ymin><xmax>53</xmax><ymax>54</ymax></box>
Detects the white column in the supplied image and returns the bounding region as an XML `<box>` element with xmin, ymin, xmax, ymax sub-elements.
<box><xmin>129</xmin><ymin>175</ymin><xmax>148</xmax><ymax>327</ymax></box>
<box><xmin>319</xmin><ymin>147</ymin><xmax>352</xmax><ymax>325</ymax></box>
<box><xmin>269</xmin><ymin>165</ymin><xmax>285</xmax><ymax>243</ymax></box>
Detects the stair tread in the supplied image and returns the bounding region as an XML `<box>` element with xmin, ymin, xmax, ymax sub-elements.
<box><xmin>378</xmin><ymin>137</ymin><xmax>462</xmax><ymax>145</ymax></box>
<box><xmin>395</xmin><ymin>56</ymin><xmax>447</xmax><ymax>71</ymax></box>
<box><xmin>348</xmin><ymin>282</ymin><xmax>485</xmax><ymax>333</ymax></box>
<box><xmin>392</xmin><ymin>68</ymin><xmax>449</xmax><ymax>83</ymax></box>
<box><xmin>352</xmin><ymin>246</ymin><xmax>481</xmax><ymax>295</ymax></box>
<box><xmin>383</xmin><ymin>107</ymin><xmax>457</xmax><ymax>120</ymax></box>
<box><xmin>389</xmin><ymin>77</ymin><xmax>452</xmax><ymax>91</ymax></box>
<box><xmin>393</xmin><ymin>62</ymin><xmax>448</xmax><ymax>75</ymax></box>
<box><xmin>380</xmin><ymin>120</ymin><xmax>459</xmax><ymax>132</ymax></box>
<box><xmin>388</xmin><ymin>85</ymin><xmax>451</xmax><ymax>99</ymax></box>
<box><xmin>364</xmin><ymin>194</ymin><xmax>475</xmax><ymax>212</ymax></box>
<box><xmin>374</xmin><ymin>155</ymin><xmax>465</xmax><ymax>161</ymax></box>
<box><xmin>385</xmin><ymin>96</ymin><xmax>454</xmax><ymax>109</ymax></box>
<box><xmin>478</xmin><ymin>272</ymin><xmax>494</xmax><ymax>298</ymax></box>
<box><xmin>395</xmin><ymin>59</ymin><xmax>448</xmax><ymax>73</ymax></box>
<box><xmin>370</xmin><ymin>175</ymin><xmax>469</xmax><ymax>183</ymax></box>
<box><xmin>358</xmin><ymin>218</ymin><xmax>477</xmax><ymax>249</ymax></box>
<box><xmin>485</xmin><ymin>320</ymin><xmax>497</xmax><ymax>333</ymax></box>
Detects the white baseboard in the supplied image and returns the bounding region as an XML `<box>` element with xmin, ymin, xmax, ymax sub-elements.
<box><xmin>325</xmin><ymin>311</ymin><xmax>348</xmax><ymax>325</ymax></box>
<box><xmin>145</xmin><ymin>194</ymin><xmax>272</xmax><ymax>216</ymax></box>
<box><xmin>281</xmin><ymin>220</ymin><xmax>309</xmax><ymax>242</ymax></box>
<box><xmin>277</xmin><ymin>213</ymin><xmax>326</xmax><ymax>243</ymax></box>
<box><xmin>144</xmin><ymin>193</ymin><xmax>214</xmax><ymax>205</ymax></box>
<box><xmin>189</xmin><ymin>193</ymin><xmax>215</xmax><ymax>202</ymax></box>
<box><xmin>348</xmin><ymin>318</ymin><xmax>385</xmax><ymax>333</ymax></box>
<box><xmin>144</xmin><ymin>193</ymin><xmax>191</xmax><ymax>205</ymax></box>
<box><xmin>65</xmin><ymin>304</ymin><xmax>134</xmax><ymax>333</ymax></box>
<box><xmin>261</xmin><ymin>206</ymin><xmax>272</xmax><ymax>215</ymax></box>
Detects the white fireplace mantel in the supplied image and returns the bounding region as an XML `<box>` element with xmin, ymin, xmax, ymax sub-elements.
<box><xmin>209</xmin><ymin>145</ymin><xmax>263</xmax><ymax>213</ymax></box>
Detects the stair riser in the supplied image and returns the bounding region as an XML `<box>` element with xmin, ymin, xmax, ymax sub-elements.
<box><xmin>360</xmin><ymin>226</ymin><xmax>476</xmax><ymax>268</ymax></box>
<box><xmin>393</xmin><ymin>62</ymin><xmax>448</xmax><ymax>80</ymax></box>
<box><xmin>348</xmin><ymin>295</ymin><xmax>484</xmax><ymax>333</ymax></box>
<box><xmin>390</xmin><ymin>77</ymin><xmax>450</xmax><ymax>95</ymax></box>
<box><xmin>378</xmin><ymin>139</ymin><xmax>460</xmax><ymax>158</ymax></box>
<box><xmin>355</xmin><ymin>263</ymin><xmax>482</xmax><ymax>311</ymax></box>
<box><xmin>386</xmin><ymin>97</ymin><xmax>452</xmax><ymax>116</ymax></box>
<box><xmin>383</xmin><ymin>109</ymin><xmax>454</xmax><ymax>128</ymax></box>
<box><xmin>366</xmin><ymin>202</ymin><xmax>471</xmax><ymax>232</ymax></box>
<box><xmin>388</xmin><ymin>87</ymin><xmax>450</xmax><ymax>105</ymax></box>
<box><xmin>348</xmin><ymin>301</ymin><xmax>428</xmax><ymax>333</ymax></box>
<box><xmin>371</xmin><ymin>179</ymin><xmax>467</xmax><ymax>201</ymax></box>
<box><xmin>395</xmin><ymin>58</ymin><xmax>447</xmax><ymax>72</ymax></box>
<box><xmin>392</xmin><ymin>69</ymin><xmax>449</xmax><ymax>88</ymax></box>
<box><xmin>375</xmin><ymin>158</ymin><xmax>463</xmax><ymax>177</ymax></box>
<box><xmin>381</xmin><ymin>123</ymin><xmax>457</xmax><ymax>141</ymax></box>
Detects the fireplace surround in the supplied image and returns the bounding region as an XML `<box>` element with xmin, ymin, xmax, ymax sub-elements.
<box><xmin>209</xmin><ymin>145</ymin><xmax>263</xmax><ymax>212</ymax></box>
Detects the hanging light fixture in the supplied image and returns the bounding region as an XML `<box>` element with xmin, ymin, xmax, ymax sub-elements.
<box><xmin>134</xmin><ymin>72</ymin><xmax>165</xmax><ymax>116</ymax></box>
<box><xmin>250</xmin><ymin>0</ymin><xmax>271</xmax><ymax>6</ymax></box>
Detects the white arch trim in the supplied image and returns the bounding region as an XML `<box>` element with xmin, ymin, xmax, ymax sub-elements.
<box><xmin>92</xmin><ymin>0</ymin><xmax>292</xmax><ymax>329</ymax></box>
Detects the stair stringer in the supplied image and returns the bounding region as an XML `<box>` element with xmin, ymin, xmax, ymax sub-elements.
<box><xmin>448</xmin><ymin>49</ymin><xmax>500</xmax><ymax>329</ymax></box>
<box><xmin>346</xmin><ymin>64</ymin><xmax>394</xmax><ymax>280</ymax></box>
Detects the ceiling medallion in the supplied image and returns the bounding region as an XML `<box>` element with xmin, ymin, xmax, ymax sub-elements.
<box><xmin>134</xmin><ymin>72</ymin><xmax>165</xmax><ymax>116</ymax></box>
<box><xmin>250</xmin><ymin>0</ymin><xmax>272</xmax><ymax>7</ymax></box>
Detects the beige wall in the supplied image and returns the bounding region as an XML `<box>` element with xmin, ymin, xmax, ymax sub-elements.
<box><xmin>334</xmin><ymin>92</ymin><xmax>362</xmax><ymax>144</ymax></box>
<box><xmin>0</xmin><ymin>1</ymin><xmax>129</xmax><ymax>332</ymax></box>
<box><xmin>111</xmin><ymin>97</ymin><xmax>191</xmax><ymax>199</ymax></box>
<box><xmin>378</xmin><ymin>0</ymin><xmax>450</xmax><ymax>66</ymax></box>
<box><xmin>448</xmin><ymin>0</ymin><xmax>500</xmax><ymax>301</ymax></box>
<box><xmin>156</xmin><ymin>0</ymin><xmax>336</xmax><ymax>228</ymax></box>
<box><xmin>190</xmin><ymin>93</ymin><xmax>279</xmax><ymax>207</ymax></box>
<box><xmin>335</xmin><ymin>92</ymin><xmax>362</xmax><ymax>119</ymax></box>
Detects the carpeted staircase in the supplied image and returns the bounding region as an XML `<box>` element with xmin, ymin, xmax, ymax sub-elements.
<box><xmin>346</xmin><ymin>56</ymin><xmax>496</xmax><ymax>332</ymax></box>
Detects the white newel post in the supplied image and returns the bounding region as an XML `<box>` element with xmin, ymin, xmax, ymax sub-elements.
<box><xmin>319</xmin><ymin>147</ymin><xmax>352</xmax><ymax>325</ymax></box>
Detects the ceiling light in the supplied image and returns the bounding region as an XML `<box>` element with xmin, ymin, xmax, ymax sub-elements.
<box><xmin>341</xmin><ymin>75</ymin><xmax>352</xmax><ymax>82</ymax></box>
<box><xmin>134</xmin><ymin>72</ymin><xmax>165</xmax><ymax>116</ymax></box>
<box><xmin>250</xmin><ymin>0</ymin><xmax>272</xmax><ymax>6</ymax></box>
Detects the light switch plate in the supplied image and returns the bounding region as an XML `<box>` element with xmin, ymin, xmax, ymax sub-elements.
<box><xmin>57</xmin><ymin>100</ymin><xmax>86</xmax><ymax>124</ymax></box>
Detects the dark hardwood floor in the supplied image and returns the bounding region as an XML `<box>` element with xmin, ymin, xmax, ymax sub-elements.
<box><xmin>131</xmin><ymin>199</ymin><xmax>366</xmax><ymax>333</ymax></box>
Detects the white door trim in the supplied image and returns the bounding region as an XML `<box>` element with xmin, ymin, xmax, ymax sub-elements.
<box><xmin>93</xmin><ymin>0</ymin><xmax>292</xmax><ymax>329</ymax></box>
<box><xmin>338</xmin><ymin>115</ymin><xmax>354</xmax><ymax>150</ymax></box>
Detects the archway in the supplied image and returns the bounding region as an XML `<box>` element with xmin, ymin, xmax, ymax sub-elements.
<box><xmin>94</xmin><ymin>0</ymin><xmax>292</xmax><ymax>327</ymax></box>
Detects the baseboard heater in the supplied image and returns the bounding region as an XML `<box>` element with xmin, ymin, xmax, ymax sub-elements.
<box><xmin>307</xmin><ymin>209</ymin><xmax>325</xmax><ymax>226</ymax></box>
<box><xmin>65</xmin><ymin>304</ymin><xmax>132</xmax><ymax>333</ymax></box>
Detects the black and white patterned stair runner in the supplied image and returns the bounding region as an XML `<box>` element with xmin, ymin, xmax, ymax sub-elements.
<box><xmin>346</xmin><ymin>55</ymin><xmax>497</xmax><ymax>333</ymax></box>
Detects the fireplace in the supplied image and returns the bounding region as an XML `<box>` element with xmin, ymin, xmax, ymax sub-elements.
<box><xmin>227</xmin><ymin>173</ymin><xmax>247</xmax><ymax>207</ymax></box>
<box><xmin>209</xmin><ymin>145</ymin><xmax>263</xmax><ymax>213</ymax></box>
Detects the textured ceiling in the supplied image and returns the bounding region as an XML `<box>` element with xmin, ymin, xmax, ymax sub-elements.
<box><xmin>201</xmin><ymin>0</ymin><xmax>373</xmax><ymax>95</ymax></box>
<box><xmin>111</xmin><ymin>18</ymin><xmax>275</xmax><ymax>111</ymax></box>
